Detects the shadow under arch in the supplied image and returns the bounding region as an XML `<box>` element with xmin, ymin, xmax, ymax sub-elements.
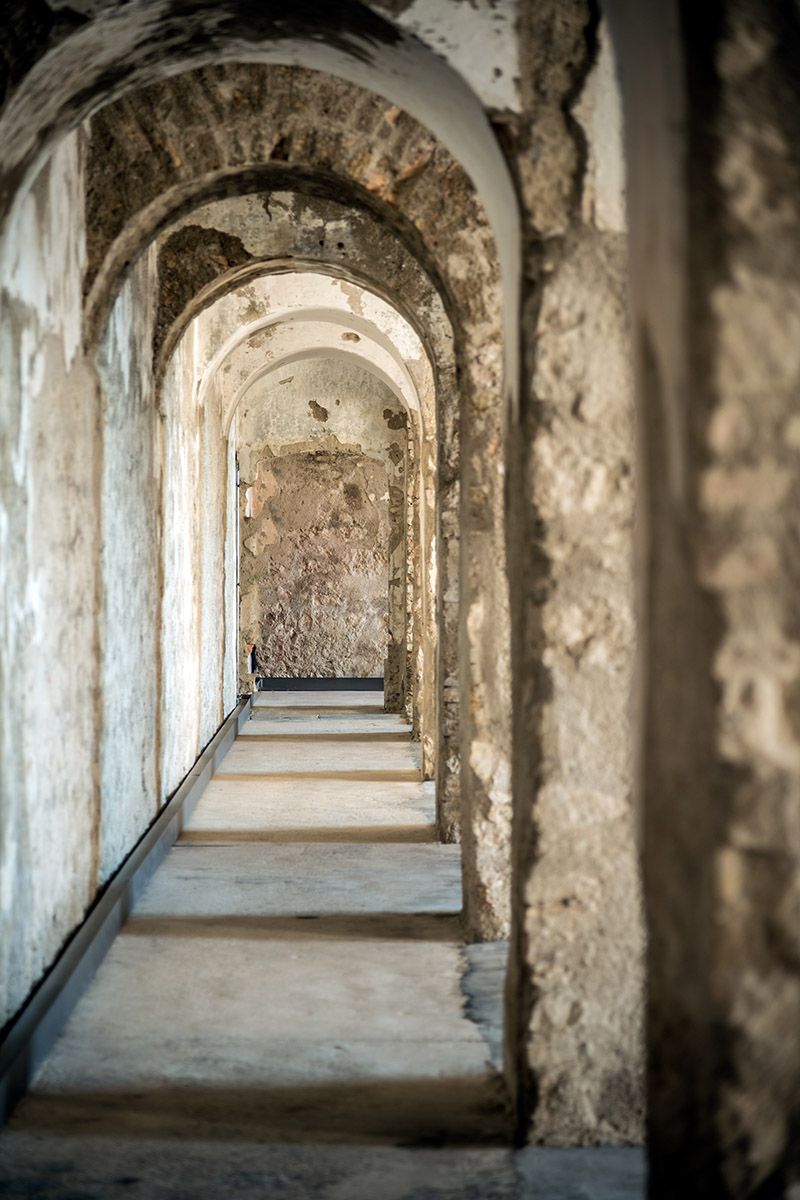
<box><xmin>84</xmin><ymin>163</ymin><xmax>466</xmax><ymax>356</ymax></box>
<box><xmin>155</xmin><ymin>254</ymin><xmax>454</xmax><ymax>396</ymax></box>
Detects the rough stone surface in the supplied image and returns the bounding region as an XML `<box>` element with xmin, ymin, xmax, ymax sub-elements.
<box><xmin>507</xmin><ymin>6</ymin><xmax>644</xmax><ymax>1147</ymax></box>
<box><xmin>522</xmin><ymin>231</ymin><xmax>643</xmax><ymax>1146</ymax></box>
<box><xmin>236</xmin><ymin>358</ymin><xmax>407</xmax><ymax>686</ymax></box>
<box><xmin>0</xmin><ymin>130</ymin><xmax>98</xmax><ymax>1028</ymax></box>
<box><xmin>241</xmin><ymin>449</ymin><xmax>390</xmax><ymax>680</ymax></box>
<box><xmin>622</xmin><ymin>3</ymin><xmax>800</xmax><ymax>1194</ymax></box>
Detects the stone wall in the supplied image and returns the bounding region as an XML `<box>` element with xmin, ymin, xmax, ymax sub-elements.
<box><xmin>506</xmin><ymin>6</ymin><xmax>644</xmax><ymax>1145</ymax></box>
<box><xmin>608</xmin><ymin>0</ymin><xmax>800</xmax><ymax>1191</ymax></box>
<box><xmin>236</xmin><ymin>358</ymin><xmax>406</xmax><ymax>684</ymax></box>
<box><xmin>156</xmin><ymin>306</ymin><xmax>240</xmax><ymax>795</ymax></box>
<box><xmin>241</xmin><ymin>449</ymin><xmax>389</xmax><ymax>680</ymax></box>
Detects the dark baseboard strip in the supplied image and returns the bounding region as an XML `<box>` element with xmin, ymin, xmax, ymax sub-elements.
<box><xmin>0</xmin><ymin>696</ymin><xmax>252</xmax><ymax>1127</ymax></box>
<box><xmin>257</xmin><ymin>677</ymin><xmax>384</xmax><ymax>692</ymax></box>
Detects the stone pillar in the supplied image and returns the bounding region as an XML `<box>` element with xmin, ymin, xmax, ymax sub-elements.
<box><xmin>458</xmin><ymin>333</ymin><xmax>513</xmax><ymax>940</ymax></box>
<box><xmin>507</xmin><ymin>0</ymin><xmax>643</xmax><ymax>1145</ymax></box>
<box><xmin>403</xmin><ymin>438</ymin><xmax>415</xmax><ymax>727</ymax></box>
<box><xmin>407</xmin><ymin>437</ymin><xmax>425</xmax><ymax>742</ymax></box>
<box><xmin>436</xmin><ymin>483</ymin><xmax>461</xmax><ymax>838</ymax></box>
<box><xmin>384</xmin><ymin>438</ymin><xmax>407</xmax><ymax>713</ymax></box>
<box><xmin>419</xmin><ymin>437</ymin><xmax>438</xmax><ymax>781</ymax></box>
<box><xmin>609</xmin><ymin>1</ymin><xmax>800</xmax><ymax>1193</ymax></box>
<box><xmin>435</xmin><ymin>364</ymin><xmax>461</xmax><ymax>840</ymax></box>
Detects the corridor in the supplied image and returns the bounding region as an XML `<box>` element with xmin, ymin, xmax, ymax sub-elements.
<box><xmin>0</xmin><ymin>690</ymin><xmax>526</xmax><ymax>1195</ymax></box>
<box><xmin>5</xmin><ymin>2</ymin><xmax>797</xmax><ymax>1192</ymax></box>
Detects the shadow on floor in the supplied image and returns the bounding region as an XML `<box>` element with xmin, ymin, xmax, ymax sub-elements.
<box><xmin>121</xmin><ymin>912</ymin><xmax>463</xmax><ymax>942</ymax></box>
<box><xmin>9</xmin><ymin>1075</ymin><xmax>510</xmax><ymax>1147</ymax></box>
<box><xmin>178</xmin><ymin>825</ymin><xmax>436</xmax><ymax>843</ymax></box>
<box><xmin>516</xmin><ymin>1147</ymin><xmax>646</xmax><ymax>1199</ymax></box>
<box><xmin>0</xmin><ymin>1137</ymin><xmax>646</xmax><ymax>1199</ymax></box>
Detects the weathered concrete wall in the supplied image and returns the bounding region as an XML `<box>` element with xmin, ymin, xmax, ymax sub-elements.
<box><xmin>159</xmin><ymin>327</ymin><xmax>236</xmax><ymax>797</ymax></box>
<box><xmin>237</xmin><ymin>358</ymin><xmax>406</xmax><ymax>683</ymax></box>
<box><xmin>242</xmin><ymin>449</ymin><xmax>389</xmax><ymax>680</ymax></box>
<box><xmin>95</xmin><ymin>243</ymin><xmax>161</xmax><ymax>883</ymax></box>
<box><xmin>199</xmin><ymin>366</ymin><xmax>232</xmax><ymax>745</ymax></box>
<box><xmin>0</xmin><ymin>131</ymin><xmax>99</xmax><ymax>1027</ymax></box>
<box><xmin>159</xmin><ymin>334</ymin><xmax>203</xmax><ymax>797</ymax></box>
<box><xmin>506</xmin><ymin>7</ymin><xmax>644</xmax><ymax>1145</ymax></box>
<box><xmin>0</xmin><ymin>134</ymin><xmax>238</xmax><ymax>1029</ymax></box>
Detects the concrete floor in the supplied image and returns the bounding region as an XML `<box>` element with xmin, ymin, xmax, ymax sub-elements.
<box><xmin>0</xmin><ymin>691</ymin><xmax>645</xmax><ymax>1198</ymax></box>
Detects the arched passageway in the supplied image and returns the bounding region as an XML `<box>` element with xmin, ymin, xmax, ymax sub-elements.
<box><xmin>2</xmin><ymin>3</ymin><xmax>800</xmax><ymax>1198</ymax></box>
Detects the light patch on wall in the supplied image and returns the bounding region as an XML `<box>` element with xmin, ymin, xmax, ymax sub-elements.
<box><xmin>393</xmin><ymin>0</ymin><xmax>521</xmax><ymax>113</ymax></box>
<box><xmin>572</xmin><ymin>23</ymin><xmax>627</xmax><ymax>234</ymax></box>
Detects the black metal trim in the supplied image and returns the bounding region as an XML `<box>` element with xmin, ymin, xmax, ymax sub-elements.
<box><xmin>256</xmin><ymin>677</ymin><xmax>384</xmax><ymax>692</ymax></box>
<box><xmin>0</xmin><ymin>696</ymin><xmax>252</xmax><ymax>1126</ymax></box>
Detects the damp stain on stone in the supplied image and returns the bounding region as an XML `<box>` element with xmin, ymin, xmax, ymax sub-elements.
<box><xmin>384</xmin><ymin>408</ymin><xmax>407</xmax><ymax>430</ymax></box>
<box><xmin>154</xmin><ymin>224</ymin><xmax>252</xmax><ymax>358</ymax></box>
<box><xmin>343</xmin><ymin>482</ymin><xmax>363</xmax><ymax>509</ymax></box>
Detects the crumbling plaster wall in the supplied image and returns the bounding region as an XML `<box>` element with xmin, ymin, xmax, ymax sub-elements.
<box><xmin>236</xmin><ymin>358</ymin><xmax>406</xmax><ymax>683</ymax></box>
<box><xmin>506</xmin><ymin>8</ymin><xmax>644</xmax><ymax>1145</ymax></box>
